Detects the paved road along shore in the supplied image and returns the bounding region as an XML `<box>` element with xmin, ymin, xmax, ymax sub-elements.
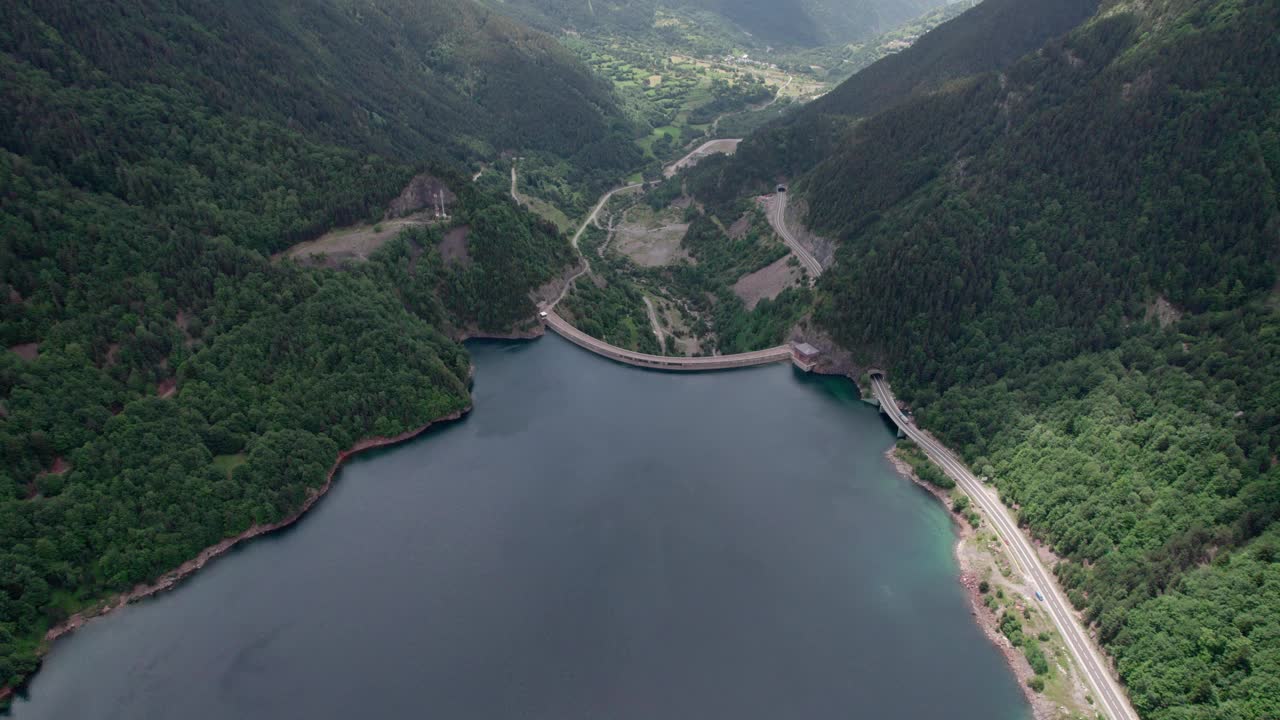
<box><xmin>870</xmin><ymin>373</ymin><xmax>1138</xmax><ymax>720</ymax></box>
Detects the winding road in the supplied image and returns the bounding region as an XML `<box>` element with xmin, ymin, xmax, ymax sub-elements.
<box><xmin>543</xmin><ymin>182</ymin><xmax>646</xmax><ymax>311</ymax></box>
<box><xmin>664</xmin><ymin>138</ymin><xmax>743</xmax><ymax>178</ymax></box>
<box><xmin>642</xmin><ymin>296</ymin><xmax>666</xmax><ymax>349</ymax></box>
<box><xmin>571</xmin><ymin>183</ymin><xmax>644</xmax><ymax>250</ymax></box>
<box><xmin>711</xmin><ymin>74</ymin><xmax>793</xmax><ymax>135</ymax></box>
<box><xmin>541</xmin><ymin>177</ymin><xmax>798</xmax><ymax>371</ymax></box>
<box><xmin>767</xmin><ymin>191</ymin><xmax>823</xmax><ymax>278</ymax></box>
<box><xmin>542</xmin><ymin>136</ymin><xmax>830</xmax><ymax>371</ymax></box>
<box><xmin>662</xmin><ymin>75</ymin><xmax>795</xmax><ymax>178</ymax></box>
<box><xmin>870</xmin><ymin>373</ymin><xmax>1138</xmax><ymax>720</ymax></box>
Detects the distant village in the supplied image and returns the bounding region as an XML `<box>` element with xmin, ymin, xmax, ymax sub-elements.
<box><xmin>719</xmin><ymin>53</ymin><xmax>779</xmax><ymax>70</ymax></box>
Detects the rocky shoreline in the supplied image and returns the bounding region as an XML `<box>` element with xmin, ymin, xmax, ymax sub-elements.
<box><xmin>802</xmin><ymin>355</ymin><xmax>1080</xmax><ymax>719</ymax></box>
<box><xmin>2</xmin><ymin>319</ymin><xmax>548</xmax><ymax>706</ymax></box>
<box><xmin>1</xmin><ymin>406</ymin><xmax>472</xmax><ymax>705</ymax></box>
<box><xmin>456</xmin><ymin>324</ymin><xmax>545</xmax><ymax>342</ymax></box>
<box><xmin>884</xmin><ymin>448</ymin><xmax>1061</xmax><ymax>720</ymax></box>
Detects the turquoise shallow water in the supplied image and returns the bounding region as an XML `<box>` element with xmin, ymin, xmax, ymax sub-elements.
<box><xmin>10</xmin><ymin>335</ymin><xmax>1029</xmax><ymax>720</ymax></box>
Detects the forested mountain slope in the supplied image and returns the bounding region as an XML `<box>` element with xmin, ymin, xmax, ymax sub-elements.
<box><xmin>0</xmin><ymin>0</ymin><xmax>612</xmax><ymax>700</ymax></box>
<box><xmin>485</xmin><ymin>0</ymin><xmax>947</xmax><ymax>47</ymax></box>
<box><xmin>688</xmin><ymin>0</ymin><xmax>1101</xmax><ymax>194</ymax></box>
<box><xmin>757</xmin><ymin>0</ymin><xmax>1279</xmax><ymax>716</ymax></box>
<box><xmin>1</xmin><ymin>0</ymin><xmax>640</xmax><ymax>252</ymax></box>
<box><xmin>806</xmin><ymin>0</ymin><xmax>1277</xmax><ymax>383</ymax></box>
<box><xmin>805</xmin><ymin>0</ymin><xmax>1099</xmax><ymax>119</ymax></box>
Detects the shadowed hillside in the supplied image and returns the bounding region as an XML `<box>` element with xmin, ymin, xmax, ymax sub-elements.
<box><xmin>838</xmin><ymin>2</ymin><xmax>1278</xmax><ymax>716</ymax></box>
<box><xmin>1</xmin><ymin>0</ymin><xmax>641</xmax><ymax>253</ymax></box>
<box><xmin>0</xmin><ymin>0</ymin><xmax>630</xmax><ymax>699</ymax></box>
<box><xmin>689</xmin><ymin>0</ymin><xmax>1100</xmax><ymax>193</ymax></box>
<box><xmin>484</xmin><ymin>0</ymin><xmax>948</xmax><ymax>47</ymax></box>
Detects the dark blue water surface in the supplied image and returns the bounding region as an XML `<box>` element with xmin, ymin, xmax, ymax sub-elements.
<box><xmin>11</xmin><ymin>335</ymin><xmax>1029</xmax><ymax>720</ymax></box>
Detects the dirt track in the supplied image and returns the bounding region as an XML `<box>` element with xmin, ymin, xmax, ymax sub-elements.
<box><xmin>663</xmin><ymin>138</ymin><xmax>743</xmax><ymax>178</ymax></box>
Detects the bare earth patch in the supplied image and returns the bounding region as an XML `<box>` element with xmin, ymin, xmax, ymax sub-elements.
<box><xmin>39</xmin><ymin>457</ymin><xmax>71</xmax><ymax>477</ymax></box>
<box><xmin>278</xmin><ymin>172</ymin><xmax>456</xmax><ymax>266</ymax></box>
<box><xmin>643</xmin><ymin>296</ymin><xmax>666</xmax><ymax>349</ymax></box>
<box><xmin>614</xmin><ymin>222</ymin><xmax>691</xmax><ymax>267</ymax></box>
<box><xmin>664</xmin><ymin>138</ymin><xmax>743</xmax><ymax>178</ymax></box>
<box><xmin>531</xmin><ymin>261</ymin><xmax>587</xmax><ymax>308</ymax></box>
<box><xmin>1145</xmin><ymin>294</ymin><xmax>1183</xmax><ymax>328</ymax></box>
<box><xmin>733</xmin><ymin>255</ymin><xmax>801</xmax><ymax>310</ymax></box>
<box><xmin>652</xmin><ymin>296</ymin><xmax>702</xmax><ymax>356</ymax></box>
<box><xmin>9</xmin><ymin>343</ymin><xmax>38</xmax><ymax>361</ymax></box>
<box><xmin>29</xmin><ymin>457</ymin><xmax>72</xmax><ymax>498</ymax></box>
<box><xmin>157</xmin><ymin>378</ymin><xmax>177</xmax><ymax>398</ymax></box>
<box><xmin>439</xmin><ymin>225</ymin><xmax>472</xmax><ymax>266</ymax></box>
<box><xmin>278</xmin><ymin>215</ymin><xmax>433</xmax><ymax>267</ymax></box>
<box><xmin>388</xmin><ymin>174</ymin><xmax>455</xmax><ymax>219</ymax></box>
<box><xmin>727</xmin><ymin>213</ymin><xmax>752</xmax><ymax>240</ymax></box>
<box><xmin>175</xmin><ymin>311</ymin><xmax>197</xmax><ymax>348</ymax></box>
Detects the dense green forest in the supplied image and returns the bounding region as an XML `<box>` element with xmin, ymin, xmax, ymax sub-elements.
<box><xmin>391</xmin><ymin>197</ymin><xmax>576</xmax><ymax>333</ymax></box>
<box><xmin>0</xmin><ymin>0</ymin><xmax>624</xmax><ymax>700</ymax></box>
<box><xmin>0</xmin><ymin>0</ymin><xmax>642</xmax><ymax>241</ymax></box>
<box><xmin>803</xmin><ymin>0</ymin><xmax>1098</xmax><ymax>119</ymax></box>
<box><xmin>707</xmin><ymin>0</ymin><xmax>1279</xmax><ymax>716</ymax></box>
<box><xmin>0</xmin><ymin>156</ymin><xmax>475</xmax><ymax>691</ymax></box>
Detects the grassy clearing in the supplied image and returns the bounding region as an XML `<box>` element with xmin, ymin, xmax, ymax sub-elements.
<box><xmin>971</xmin><ymin>531</ymin><xmax>1095</xmax><ymax>718</ymax></box>
<box><xmin>565</xmin><ymin>31</ymin><xmax>836</xmax><ymax>172</ymax></box>
<box><xmin>521</xmin><ymin>194</ymin><xmax>574</xmax><ymax>233</ymax></box>
<box><xmin>212</xmin><ymin>453</ymin><xmax>247</xmax><ymax>478</ymax></box>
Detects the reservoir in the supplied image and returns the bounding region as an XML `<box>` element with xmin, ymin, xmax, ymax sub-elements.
<box><xmin>10</xmin><ymin>335</ymin><xmax>1029</xmax><ymax>719</ymax></box>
